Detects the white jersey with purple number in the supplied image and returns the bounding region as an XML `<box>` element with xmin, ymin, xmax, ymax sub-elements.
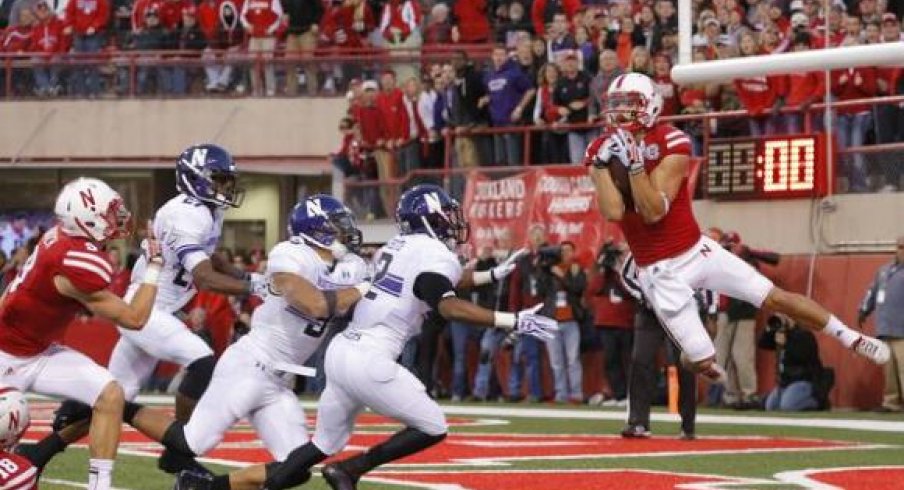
<box><xmin>129</xmin><ymin>195</ymin><xmax>225</xmax><ymax>312</ymax></box>
<box><xmin>345</xmin><ymin>233</ymin><xmax>462</xmax><ymax>360</ymax></box>
<box><xmin>241</xmin><ymin>238</ymin><xmax>368</xmax><ymax>366</ymax></box>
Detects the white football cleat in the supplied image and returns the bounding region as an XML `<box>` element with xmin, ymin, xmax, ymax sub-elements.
<box><xmin>852</xmin><ymin>335</ymin><xmax>890</xmax><ymax>365</ymax></box>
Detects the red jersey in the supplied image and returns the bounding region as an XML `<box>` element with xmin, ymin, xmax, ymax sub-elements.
<box><xmin>733</xmin><ymin>75</ymin><xmax>787</xmax><ymax>116</ymax></box>
<box><xmin>0</xmin><ymin>450</ymin><xmax>37</xmax><ymax>489</ymax></box>
<box><xmin>0</xmin><ymin>226</ymin><xmax>113</xmax><ymax>357</ymax></box>
<box><xmin>583</xmin><ymin>124</ymin><xmax>700</xmax><ymax>266</ymax></box>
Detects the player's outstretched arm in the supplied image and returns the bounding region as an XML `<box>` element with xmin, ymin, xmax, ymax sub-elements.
<box><xmin>272</xmin><ymin>272</ymin><xmax>368</xmax><ymax>319</ymax></box>
<box><xmin>54</xmin><ymin>275</ymin><xmax>158</xmax><ymax>330</ymax></box>
<box><xmin>416</xmin><ymin>272</ymin><xmax>557</xmax><ymax>340</ymax></box>
<box><xmin>191</xmin><ymin>259</ymin><xmax>262</xmax><ymax>296</ymax></box>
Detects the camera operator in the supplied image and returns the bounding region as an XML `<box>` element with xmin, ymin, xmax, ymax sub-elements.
<box><xmin>858</xmin><ymin>235</ymin><xmax>904</xmax><ymax>412</ymax></box>
<box><xmin>619</xmin><ymin>250</ymin><xmax>704</xmax><ymax>439</ymax></box>
<box><xmin>536</xmin><ymin>240</ymin><xmax>586</xmax><ymax>404</ymax></box>
<box><xmin>586</xmin><ymin>239</ymin><xmax>635</xmax><ymax>406</ymax></box>
<box><xmin>506</xmin><ymin>224</ymin><xmax>551</xmax><ymax>402</ymax></box>
<box><xmin>473</xmin><ymin>231</ymin><xmax>518</xmax><ymax>402</ymax></box>
<box><xmin>712</xmin><ymin>230</ymin><xmax>780</xmax><ymax>409</ymax></box>
<box><xmin>759</xmin><ymin>313</ymin><xmax>826</xmax><ymax>411</ymax></box>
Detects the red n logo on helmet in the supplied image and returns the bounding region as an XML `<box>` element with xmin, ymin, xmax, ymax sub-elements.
<box><xmin>7</xmin><ymin>410</ymin><xmax>18</xmax><ymax>431</ymax></box>
<box><xmin>79</xmin><ymin>189</ymin><xmax>96</xmax><ymax>208</ymax></box>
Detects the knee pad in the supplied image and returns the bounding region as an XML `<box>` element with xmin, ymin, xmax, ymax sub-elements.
<box><xmin>52</xmin><ymin>400</ymin><xmax>93</xmax><ymax>432</ymax></box>
<box><xmin>178</xmin><ymin>355</ymin><xmax>216</xmax><ymax>400</ymax></box>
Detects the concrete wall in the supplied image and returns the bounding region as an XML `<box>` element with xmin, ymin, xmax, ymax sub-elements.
<box><xmin>0</xmin><ymin>98</ymin><xmax>347</xmax><ymax>160</ymax></box>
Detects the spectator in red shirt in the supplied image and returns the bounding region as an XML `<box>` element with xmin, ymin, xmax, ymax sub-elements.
<box><xmin>831</xmin><ymin>37</ymin><xmax>878</xmax><ymax>192</ymax></box>
<box><xmin>784</xmin><ymin>32</ymin><xmax>824</xmax><ymax>134</ymax></box>
<box><xmin>422</xmin><ymin>2</ymin><xmax>452</xmax><ymax>45</ymax></box>
<box><xmin>451</xmin><ymin>0</ymin><xmax>489</xmax><ymax>43</ymax></box>
<box><xmin>202</xmin><ymin>0</ymin><xmax>244</xmax><ymax>92</ymax></box>
<box><xmin>652</xmin><ymin>53</ymin><xmax>680</xmax><ymax>117</ymax></box>
<box><xmin>378</xmin><ymin>0</ymin><xmax>421</xmax><ymax>82</ymax></box>
<box><xmin>241</xmin><ymin>0</ymin><xmax>282</xmax><ymax>96</ymax></box>
<box><xmin>30</xmin><ymin>1</ymin><xmax>64</xmax><ymax>96</ymax></box>
<box><xmin>2</xmin><ymin>8</ymin><xmax>33</xmax><ymax>95</ymax></box>
<box><xmin>586</xmin><ymin>240</ymin><xmax>635</xmax><ymax>404</ymax></box>
<box><xmin>533</xmin><ymin>62</ymin><xmax>567</xmax><ymax>164</ymax></box>
<box><xmin>65</xmin><ymin>0</ymin><xmax>109</xmax><ymax>96</ymax></box>
<box><xmin>354</xmin><ymin>80</ymin><xmax>393</xmax><ymax>218</ymax></box>
<box><xmin>733</xmin><ymin>30</ymin><xmax>787</xmax><ymax>136</ymax></box>
<box><xmin>531</xmin><ymin>0</ymin><xmax>579</xmax><ymax>41</ymax></box>
<box><xmin>321</xmin><ymin>0</ymin><xmax>375</xmax><ymax>86</ymax></box>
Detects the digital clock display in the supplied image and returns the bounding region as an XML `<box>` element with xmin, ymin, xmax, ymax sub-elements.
<box><xmin>705</xmin><ymin>134</ymin><xmax>831</xmax><ymax>199</ymax></box>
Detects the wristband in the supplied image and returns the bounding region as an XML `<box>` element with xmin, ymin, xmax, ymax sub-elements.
<box><xmin>493</xmin><ymin>311</ymin><xmax>516</xmax><ymax>330</ymax></box>
<box><xmin>142</xmin><ymin>264</ymin><xmax>162</xmax><ymax>285</ymax></box>
<box><xmin>354</xmin><ymin>282</ymin><xmax>371</xmax><ymax>296</ymax></box>
<box><xmin>628</xmin><ymin>161</ymin><xmax>645</xmax><ymax>175</ymax></box>
<box><xmin>472</xmin><ymin>270</ymin><xmax>492</xmax><ymax>286</ymax></box>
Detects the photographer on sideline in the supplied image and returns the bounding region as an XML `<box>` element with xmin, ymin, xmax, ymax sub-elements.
<box><xmin>538</xmin><ymin>240</ymin><xmax>586</xmax><ymax>404</ymax></box>
<box><xmin>507</xmin><ymin>224</ymin><xmax>551</xmax><ymax>402</ymax></box>
<box><xmin>858</xmin><ymin>235</ymin><xmax>904</xmax><ymax>412</ymax></box>
<box><xmin>759</xmin><ymin>314</ymin><xmax>826</xmax><ymax>411</ymax></box>
<box><xmin>712</xmin><ymin>229</ymin><xmax>780</xmax><ymax>409</ymax></box>
<box><xmin>586</xmin><ymin>239</ymin><xmax>635</xmax><ymax>405</ymax></box>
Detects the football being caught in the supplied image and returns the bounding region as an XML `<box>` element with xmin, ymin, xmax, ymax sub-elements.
<box><xmin>607</xmin><ymin>156</ymin><xmax>635</xmax><ymax>210</ymax></box>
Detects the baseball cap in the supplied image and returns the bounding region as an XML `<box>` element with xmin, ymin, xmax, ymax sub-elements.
<box><xmin>791</xmin><ymin>12</ymin><xmax>809</xmax><ymax>27</ymax></box>
<box><xmin>362</xmin><ymin>80</ymin><xmax>378</xmax><ymax>91</ymax></box>
<box><xmin>789</xmin><ymin>0</ymin><xmax>804</xmax><ymax>11</ymax></box>
<box><xmin>882</xmin><ymin>13</ymin><xmax>898</xmax><ymax>23</ymax></box>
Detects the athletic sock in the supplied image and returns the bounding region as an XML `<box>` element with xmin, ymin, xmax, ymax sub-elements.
<box><xmin>18</xmin><ymin>431</ymin><xmax>67</xmax><ymax>468</ymax></box>
<box><xmin>262</xmin><ymin>443</ymin><xmax>326</xmax><ymax>490</ymax></box>
<box><xmin>212</xmin><ymin>475</ymin><xmax>231</xmax><ymax>490</ymax></box>
<box><xmin>823</xmin><ymin>315</ymin><xmax>860</xmax><ymax>348</ymax></box>
<box><xmin>343</xmin><ymin>428</ymin><xmax>446</xmax><ymax>478</ymax></box>
<box><xmin>87</xmin><ymin>458</ymin><xmax>114</xmax><ymax>490</ymax></box>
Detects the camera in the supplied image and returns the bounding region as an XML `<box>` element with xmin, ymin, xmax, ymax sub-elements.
<box><xmin>597</xmin><ymin>241</ymin><xmax>623</xmax><ymax>270</ymax></box>
<box><xmin>536</xmin><ymin>245</ymin><xmax>563</xmax><ymax>268</ymax></box>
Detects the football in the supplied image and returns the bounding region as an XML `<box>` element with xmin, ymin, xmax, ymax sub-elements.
<box><xmin>607</xmin><ymin>159</ymin><xmax>635</xmax><ymax>210</ymax></box>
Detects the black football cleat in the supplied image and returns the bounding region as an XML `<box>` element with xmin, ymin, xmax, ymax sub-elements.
<box><xmin>620</xmin><ymin>424</ymin><xmax>652</xmax><ymax>439</ymax></box>
<box><xmin>321</xmin><ymin>463</ymin><xmax>359</xmax><ymax>490</ymax></box>
<box><xmin>172</xmin><ymin>470</ymin><xmax>213</xmax><ymax>490</ymax></box>
<box><xmin>159</xmin><ymin>448</ymin><xmax>213</xmax><ymax>478</ymax></box>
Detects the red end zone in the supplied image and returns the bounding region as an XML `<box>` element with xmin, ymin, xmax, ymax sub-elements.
<box><xmin>368</xmin><ymin>470</ymin><xmax>743</xmax><ymax>490</ymax></box>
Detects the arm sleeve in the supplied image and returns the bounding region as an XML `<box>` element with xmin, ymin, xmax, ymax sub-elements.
<box><xmin>60</xmin><ymin>248</ymin><xmax>113</xmax><ymax>294</ymax></box>
<box><xmin>413</xmin><ymin>272</ymin><xmax>457</xmax><ymax>310</ymax></box>
<box><xmin>167</xmin><ymin>216</ymin><xmax>212</xmax><ymax>273</ymax></box>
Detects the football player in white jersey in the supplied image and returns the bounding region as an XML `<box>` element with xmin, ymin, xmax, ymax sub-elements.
<box><xmin>175</xmin><ymin>184</ymin><xmax>555</xmax><ymax>490</ymax></box>
<box><xmin>31</xmin><ymin>144</ymin><xmax>269</xmax><ymax>475</ymax></box>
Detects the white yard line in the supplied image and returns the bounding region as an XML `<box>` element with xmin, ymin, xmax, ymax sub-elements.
<box><xmin>28</xmin><ymin>394</ymin><xmax>904</xmax><ymax>433</ymax></box>
<box><xmin>40</xmin><ymin>478</ymin><xmax>130</xmax><ymax>490</ymax></box>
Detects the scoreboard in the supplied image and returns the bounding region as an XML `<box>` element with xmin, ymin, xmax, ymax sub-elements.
<box><xmin>705</xmin><ymin>134</ymin><xmax>832</xmax><ymax>200</ymax></box>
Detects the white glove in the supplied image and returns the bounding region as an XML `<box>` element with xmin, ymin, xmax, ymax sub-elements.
<box><xmin>608</xmin><ymin>128</ymin><xmax>644</xmax><ymax>174</ymax></box>
<box><xmin>514</xmin><ymin>304</ymin><xmax>558</xmax><ymax>341</ymax></box>
<box><xmin>246</xmin><ymin>272</ymin><xmax>268</xmax><ymax>297</ymax></box>
<box><xmin>490</xmin><ymin>248</ymin><xmax>528</xmax><ymax>281</ymax></box>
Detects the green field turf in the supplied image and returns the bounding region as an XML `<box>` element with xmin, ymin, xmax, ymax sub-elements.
<box><xmin>32</xmin><ymin>399</ymin><xmax>904</xmax><ymax>490</ymax></box>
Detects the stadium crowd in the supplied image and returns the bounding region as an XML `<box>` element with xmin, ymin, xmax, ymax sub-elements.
<box><xmin>7</xmin><ymin>210</ymin><xmax>898</xmax><ymax>421</ymax></box>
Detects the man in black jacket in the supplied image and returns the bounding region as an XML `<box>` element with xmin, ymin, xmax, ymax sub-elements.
<box><xmin>447</xmin><ymin>50</ymin><xmax>490</xmax><ymax>168</ymax></box>
<box><xmin>760</xmin><ymin>314</ymin><xmax>825</xmax><ymax>411</ymax></box>
<box><xmin>282</xmin><ymin>0</ymin><xmax>323</xmax><ymax>95</ymax></box>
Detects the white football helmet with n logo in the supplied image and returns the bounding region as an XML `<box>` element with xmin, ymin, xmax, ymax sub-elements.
<box><xmin>0</xmin><ymin>387</ymin><xmax>29</xmax><ymax>449</ymax></box>
<box><xmin>54</xmin><ymin>177</ymin><xmax>132</xmax><ymax>243</ymax></box>
<box><xmin>603</xmin><ymin>73</ymin><xmax>664</xmax><ymax>132</ymax></box>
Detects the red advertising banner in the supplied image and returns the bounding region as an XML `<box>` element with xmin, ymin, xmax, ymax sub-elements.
<box><xmin>462</xmin><ymin>160</ymin><xmax>702</xmax><ymax>263</ymax></box>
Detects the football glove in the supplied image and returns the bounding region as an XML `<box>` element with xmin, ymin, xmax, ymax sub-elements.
<box><xmin>245</xmin><ymin>272</ymin><xmax>268</xmax><ymax>297</ymax></box>
<box><xmin>490</xmin><ymin>248</ymin><xmax>528</xmax><ymax>282</ymax></box>
<box><xmin>609</xmin><ymin>129</ymin><xmax>645</xmax><ymax>174</ymax></box>
<box><xmin>514</xmin><ymin>304</ymin><xmax>558</xmax><ymax>341</ymax></box>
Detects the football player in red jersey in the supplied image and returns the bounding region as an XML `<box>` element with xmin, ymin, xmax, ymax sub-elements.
<box><xmin>0</xmin><ymin>177</ymin><xmax>165</xmax><ymax>490</ymax></box>
<box><xmin>584</xmin><ymin>73</ymin><xmax>889</xmax><ymax>383</ymax></box>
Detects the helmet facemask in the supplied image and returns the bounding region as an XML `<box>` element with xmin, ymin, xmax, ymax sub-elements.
<box><xmin>299</xmin><ymin>208</ymin><xmax>362</xmax><ymax>260</ymax></box>
<box><xmin>209</xmin><ymin>171</ymin><xmax>245</xmax><ymax>208</ymax></box>
<box><xmin>422</xmin><ymin>202</ymin><xmax>470</xmax><ymax>250</ymax></box>
<box><xmin>603</xmin><ymin>91</ymin><xmax>651</xmax><ymax>132</ymax></box>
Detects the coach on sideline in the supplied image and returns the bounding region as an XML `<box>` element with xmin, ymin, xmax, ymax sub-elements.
<box><xmin>859</xmin><ymin>235</ymin><xmax>904</xmax><ymax>412</ymax></box>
